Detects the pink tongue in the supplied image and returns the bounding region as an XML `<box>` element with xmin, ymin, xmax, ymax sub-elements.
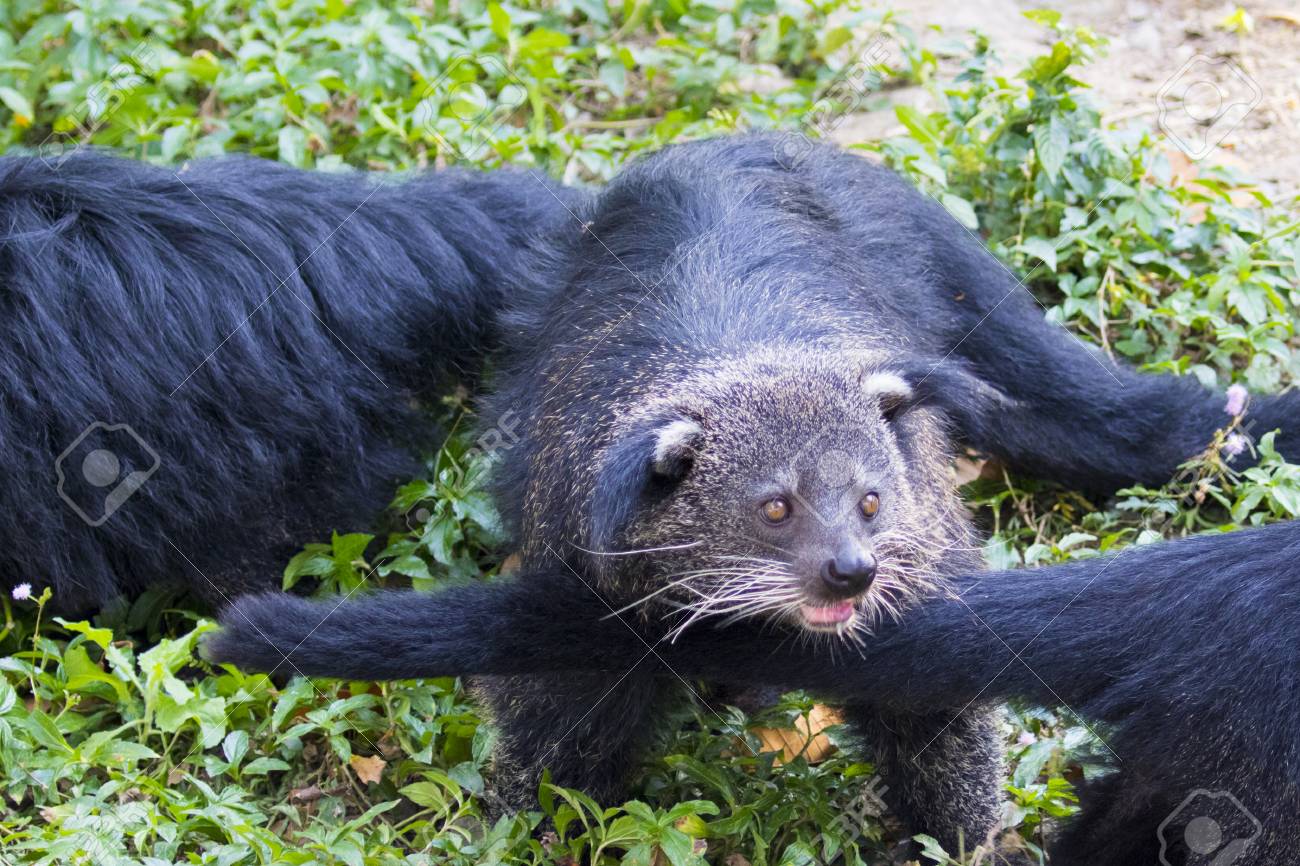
<box><xmin>801</xmin><ymin>601</ymin><xmax>855</xmax><ymax>624</ymax></box>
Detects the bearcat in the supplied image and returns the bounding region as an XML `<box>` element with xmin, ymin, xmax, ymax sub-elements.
<box><xmin>209</xmin><ymin>519</ymin><xmax>1300</xmax><ymax>866</ymax></box>
<box><xmin>0</xmin><ymin>151</ymin><xmax>574</xmax><ymax>610</ymax></box>
<box><xmin>198</xmin><ymin>133</ymin><xmax>1298</xmax><ymax>856</ymax></box>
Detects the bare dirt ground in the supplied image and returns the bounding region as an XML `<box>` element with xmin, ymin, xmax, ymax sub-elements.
<box><xmin>833</xmin><ymin>0</ymin><xmax>1300</xmax><ymax>198</ymax></box>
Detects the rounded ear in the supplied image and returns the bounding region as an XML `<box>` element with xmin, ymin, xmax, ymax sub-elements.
<box><xmin>859</xmin><ymin>371</ymin><xmax>917</xmax><ymax>421</ymax></box>
<box><xmin>860</xmin><ymin>361</ymin><xmax>1008</xmax><ymax>423</ymax></box>
<box><xmin>588</xmin><ymin>414</ymin><xmax>702</xmax><ymax>554</ymax></box>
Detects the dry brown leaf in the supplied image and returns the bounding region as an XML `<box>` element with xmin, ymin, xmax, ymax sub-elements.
<box><xmin>750</xmin><ymin>704</ymin><xmax>843</xmax><ymax>765</ymax></box>
<box><xmin>290</xmin><ymin>784</ymin><xmax>324</xmax><ymax>803</ymax></box>
<box><xmin>1162</xmin><ymin>147</ymin><xmax>1259</xmax><ymax>225</ymax></box>
<box><xmin>953</xmin><ymin>455</ymin><xmax>988</xmax><ymax>486</ymax></box>
<box><xmin>376</xmin><ymin>732</ymin><xmax>403</xmax><ymax>760</ymax></box>
<box><xmin>349</xmin><ymin>754</ymin><xmax>387</xmax><ymax>785</ymax></box>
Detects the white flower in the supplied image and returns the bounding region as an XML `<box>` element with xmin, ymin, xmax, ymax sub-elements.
<box><xmin>1224</xmin><ymin>384</ymin><xmax>1248</xmax><ymax>416</ymax></box>
<box><xmin>11</xmin><ymin>583</ymin><xmax>32</xmax><ymax>601</ymax></box>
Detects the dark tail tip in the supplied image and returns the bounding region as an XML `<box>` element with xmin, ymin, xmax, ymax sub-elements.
<box><xmin>202</xmin><ymin>592</ymin><xmax>310</xmax><ymax>673</ymax></box>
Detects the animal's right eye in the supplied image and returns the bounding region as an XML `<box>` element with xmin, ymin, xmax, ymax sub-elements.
<box><xmin>760</xmin><ymin>497</ymin><xmax>792</xmax><ymax>525</ymax></box>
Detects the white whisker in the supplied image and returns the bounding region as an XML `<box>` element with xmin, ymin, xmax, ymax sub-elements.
<box><xmin>571</xmin><ymin>539</ymin><xmax>704</xmax><ymax>557</ymax></box>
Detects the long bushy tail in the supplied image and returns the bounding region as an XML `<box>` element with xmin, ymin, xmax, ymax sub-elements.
<box><xmin>203</xmin><ymin>575</ymin><xmax>626</xmax><ymax>680</ymax></box>
<box><xmin>208</xmin><ymin>522</ymin><xmax>1300</xmax><ymax>866</ymax></box>
<box><xmin>0</xmin><ymin>152</ymin><xmax>581</xmax><ymax>609</ymax></box>
<box><xmin>209</xmin><ymin>521</ymin><xmax>1300</xmax><ymax>743</ymax></box>
<box><xmin>936</xmin><ymin>221</ymin><xmax>1300</xmax><ymax>492</ymax></box>
<box><xmin>788</xmin><ymin>139</ymin><xmax>1300</xmax><ymax>492</ymax></box>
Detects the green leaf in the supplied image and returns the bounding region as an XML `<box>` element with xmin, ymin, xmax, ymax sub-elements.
<box><xmin>278</xmin><ymin>126</ymin><xmax>308</xmax><ymax>168</ymax></box>
<box><xmin>56</xmin><ymin>619</ymin><xmax>114</xmax><ymax>650</ymax></box>
<box><xmin>377</xmin><ymin>554</ymin><xmax>432</xmax><ymax>581</ymax></box>
<box><xmin>25</xmin><ymin>710</ymin><xmax>72</xmax><ymax>753</ymax></box>
<box><xmin>63</xmin><ymin>645</ymin><xmax>131</xmax><ymax>703</ymax></box>
<box><xmin>1020</xmin><ymin>236</ymin><xmax>1059</xmax><ymax>273</ymax></box>
<box><xmin>1033</xmin><ymin>113</ymin><xmax>1069</xmax><ymax>182</ymax></box>
<box><xmin>895</xmin><ymin>104</ymin><xmax>943</xmax><ymax>150</ymax></box>
<box><xmin>940</xmin><ymin>193</ymin><xmax>978</xmax><ymax>230</ymax></box>
<box><xmin>488</xmin><ymin>3</ymin><xmax>512</xmax><ymax>40</ymax></box>
<box><xmin>0</xmin><ymin>86</ymin><xmax>33</xmax><ymax>120</ymax></box>
<box><xmin>243</xmin><ymin>756</ymin><xmax>291</xmax><ymax>775</ymax></box>
<box><xmin>447</xmin><ymin>761</ymin><xmax>484</xmax><ymax>794</ymax></box>
<box><xmin>657</xmin><ymin>827</ymin><xmax>699</xmax><ymax>866</ymax></box>
<box><xmin>1022</xmin><ymin>8</ymin><xmax>1062</xmax><ymax>27</ymax></box>
<box><xmin>401</xmin><ymin>780</ymin><xmax>454</xmax><ymax>808</ymax></box>
<box><xmin>331</xmin><ymin>532</ymin><xmax>374</xmax><ymax>565</ymax></box>
<box><xmin>222</xmin><ymin>730</ymin><xmax>249</xmax><ymax>766</ymax></box>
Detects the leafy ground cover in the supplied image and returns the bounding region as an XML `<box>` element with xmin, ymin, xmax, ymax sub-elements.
<box><xmin>1</xmin><ymin>1</ymin><xmax>1299</xmax><ymax>863</ymax></box>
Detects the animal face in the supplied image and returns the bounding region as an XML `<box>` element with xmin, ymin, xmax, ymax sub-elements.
<box><xmin>589</xmin><ymin>357</ymin><xmax>974</xmax><ymax>643</ymax></box>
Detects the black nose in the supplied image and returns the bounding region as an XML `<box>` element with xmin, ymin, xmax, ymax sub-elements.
<box><xmin>820</xmin><ymin>553</ymin><xmax>877</xmax><ymax>598</ymax></box>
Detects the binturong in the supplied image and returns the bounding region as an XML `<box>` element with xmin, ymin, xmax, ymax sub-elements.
<box><xmin>211</xmin><ymin>136</ymin><xmax>1018</xmax><ymax>854</ymax></box>
<box><xmin>211</xmin><ymin>352</ymin><xmax>1008</xmax><ymax>854</ymax></box>
<box><xmin>208</xmin><ymin>133</ymin><xmax>1300</xmax><ymax>860</ymax></box>
<box><xmin>566</xmin><ymin>354</ymin><xmax>977</xmax><ymax>644</ymax></box>
<box><xmin>208</xmin><ymin>519</ymin><xmax>1300</xmax><ymax>866</ymax></box>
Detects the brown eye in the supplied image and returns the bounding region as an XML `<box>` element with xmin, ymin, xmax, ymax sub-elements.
<box><xmin>760</xmin><ymin>497</ymin><xmax>792</xmax><ymax>525</ymax></box>
<box><xmin>859</xmin><ymin>492</ymin><xmax>881</xmax><ymax>520</ymax></box>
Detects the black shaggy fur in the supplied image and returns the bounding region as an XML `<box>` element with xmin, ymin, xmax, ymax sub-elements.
<box><xmin>462</xmin><ymin>134</ymin><xmax>1300</xmax><ymax>848</ymax></box>
<box><xmin>200</xmin><ymin>133</ymin><xmax>1300</xmax><ymax>860</ymax></box>
<box><xmin>12</xmin><ymin>134</ymin><xmax>1300</xmax><ymax>858</ymax></box>
<box><xmin>208</xmin><ymin>520</ymin><xmax>1300</xmax><ymax>866</ymax></box>
<box><xmin>0</xmin><ymin>152</ymin><xmax>575</xmax><ymax>610</ymax></box>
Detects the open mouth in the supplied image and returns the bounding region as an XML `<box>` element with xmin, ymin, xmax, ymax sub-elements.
<box><xmin>798</xmin><ymin>599</ymin><xmax>858</xmax><ymax>631</ymax></box>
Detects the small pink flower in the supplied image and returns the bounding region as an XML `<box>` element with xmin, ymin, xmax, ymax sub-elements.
<box><xmin>1223</xmin><ymin>432</ymin><xmax>1247</xmax><ymax>458</ymax></box>
<box><xmin>11</xmin><ymin>583</ymin><xmax>32</xmax><ymax>601</ymax></box>
<box><xmin>1016</xmin><ymin>731</ymin><xmax>1036</xmax><ymax>746</ymax></box>
<box><xmin>1224</xmin><ymin>384</ymin><xmax>1248</xmax><ymax>417</ymax></box>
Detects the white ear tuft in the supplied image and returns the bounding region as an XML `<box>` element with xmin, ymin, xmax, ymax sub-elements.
<box><xmin>860</xmin><ymin>372</ymin><xmax>913</xmax><ymax>403</ymax></box>
<box><xmin>653</xmin><ymin>419</ymin><xmax>702</xmax><ymax>473</ymax></box>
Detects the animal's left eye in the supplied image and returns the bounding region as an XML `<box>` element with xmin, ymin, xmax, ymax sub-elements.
<box><xmin>859</xmin><ymin>492</ymin><xmax>881</xmax><ymax>520</ymax></box>
<box><xmin>760</xmin><ymin>497</ymin><xmax>792</xmax><ymax>525</ymax></box>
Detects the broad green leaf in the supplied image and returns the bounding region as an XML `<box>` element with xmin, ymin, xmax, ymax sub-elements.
<box><xmin>1020</xmin><ymin>236</ymin><xmax>1059</xmax><ymax>273</ymax></box>
<box><xmin>940</xmin><ymin>193</ymin><xmax>978</xmax><ymax>230</ymax></box>
<box><xmin>1033</xmin><ymin>113</ymin><xmax>1069</xmax><ymax>182</ymax></box>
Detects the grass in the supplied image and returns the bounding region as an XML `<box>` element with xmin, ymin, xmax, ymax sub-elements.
<box><xmin>2</xmin><ymin>1</ymin><xmax>1300</xmax><ymax>863</ymax></box>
